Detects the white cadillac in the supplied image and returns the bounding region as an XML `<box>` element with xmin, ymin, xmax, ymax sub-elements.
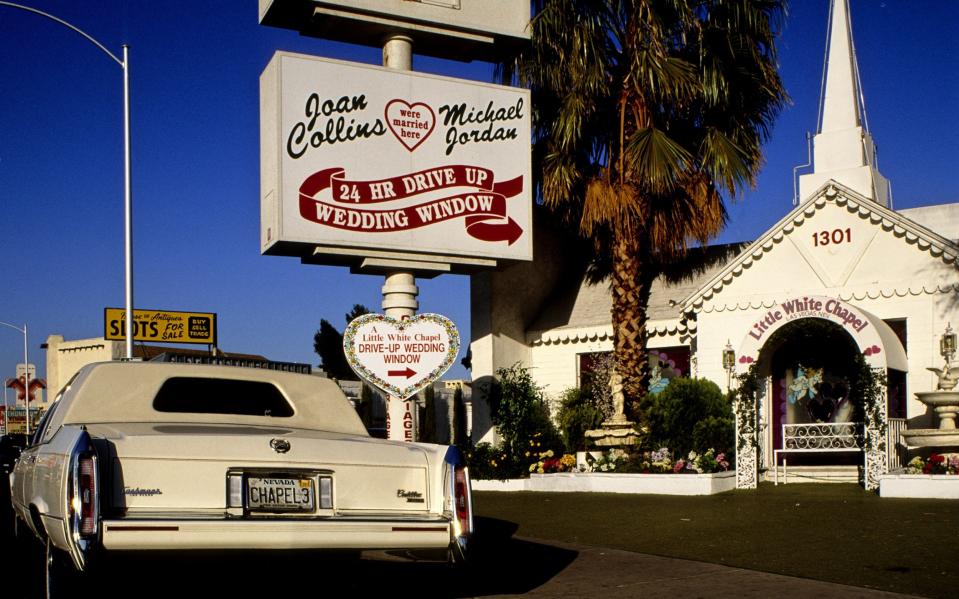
<box><xmin>9</xmin><ymin>361</ymin><xmax>473</xmax><ymax>581</ymax></box>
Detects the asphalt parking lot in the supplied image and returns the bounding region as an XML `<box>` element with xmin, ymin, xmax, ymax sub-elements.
<box><xmin>2</xmin><ymin>528</ymin><xmax>921</xmax><ymax>599</ymax></box>
<box><xmin>0</xmin><ymin>471</ymin><xmax>922</xmax><ymax>599</ymax></box>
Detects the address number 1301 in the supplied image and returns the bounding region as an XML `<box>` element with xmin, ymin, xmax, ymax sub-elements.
<box><xmin>812</xmin><ymin>228</ymin><xmax>851</xmax><ymax>247</ymax></box>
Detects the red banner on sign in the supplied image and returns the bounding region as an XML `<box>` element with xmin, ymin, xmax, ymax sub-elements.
<box><xmin>298</xmin><ymin>166</ymin><xmax>524</xmax><ymax>245</ymax></box>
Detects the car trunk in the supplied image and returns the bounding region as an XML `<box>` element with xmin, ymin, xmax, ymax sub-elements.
<box><xmin>88</xmin><ymin>423</ymin><xmax>434</xmax><ymax>517</ymax></box>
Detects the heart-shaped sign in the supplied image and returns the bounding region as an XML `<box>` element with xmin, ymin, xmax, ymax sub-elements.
<box><xmin>343</xmin><ymin>313</ymin><xmax>459</xmax><ymax>399</ymax></box>
<box><xmin>385</xmin><ymin>99</ymin><xmax>435</xmax><ymax>152</ymax></box>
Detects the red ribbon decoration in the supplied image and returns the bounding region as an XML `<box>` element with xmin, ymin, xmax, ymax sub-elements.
<box><xmin>298</xmin><ymin>166</ymin><xmax>524</xmax><ymax>245</ymax></box>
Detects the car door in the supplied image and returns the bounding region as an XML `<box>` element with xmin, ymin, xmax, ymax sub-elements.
<box><xmin>11</xmin><ymin>400</ymin><xmax>61</xmax><ymax>532</ymax></box>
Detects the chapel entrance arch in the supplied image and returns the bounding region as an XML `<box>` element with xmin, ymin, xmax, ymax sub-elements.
<box><xmin>759</xmin><ymin>319</ymin><xmax>861</xmax><ymax>467</ymax></box>
<box><xmin>731</xmin><ymin>295</ymin><xmax>908</xmax><ymax>484</ymax></box>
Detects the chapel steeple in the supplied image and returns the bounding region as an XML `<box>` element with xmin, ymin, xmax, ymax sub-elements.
<box><xmin>798</xmin><ymin>0</ymin><xmax>890</xmax><ymax>206</ymax></box>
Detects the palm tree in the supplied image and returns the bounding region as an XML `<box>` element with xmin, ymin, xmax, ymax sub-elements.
<box><xmin>515</xmin><ymin>0</ymin><xmax>787</xmax><ymax>409</ymax></box>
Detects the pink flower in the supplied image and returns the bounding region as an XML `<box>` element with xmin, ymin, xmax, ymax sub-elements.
<box><xmin>673</xmin><ymin>459</ymin><xmax>686</xmax><ymax>473</ymax></box>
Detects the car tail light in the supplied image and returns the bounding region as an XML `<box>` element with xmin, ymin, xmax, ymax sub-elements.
<box><xmin>71</xmin><ymin>451</ymin><xmax>98</xmax><ymax>538</ymax></box>
<box><xmin>453</xmin><ymin>464</ymin><xmax>472</xmax><ymax>538</ymax></box>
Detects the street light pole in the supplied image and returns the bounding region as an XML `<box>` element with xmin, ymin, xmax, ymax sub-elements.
<box><xmin>0</xmin><ymin>320</ymin><xmax>30</xmax><ymax>437</ymax></box>
<box><xmin>1</xmin><ymin>1</ymin><xmax>134</xmax><ymax>359</ymax></box>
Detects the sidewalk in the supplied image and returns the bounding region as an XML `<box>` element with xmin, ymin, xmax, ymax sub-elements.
<box><xmin>472</xmin><ymin>485</ymin><xmax>959</xmax><ymax>597</ymax></box>
<box><xmin>490</xmin><ymin>537</ymin><xmax>921</xmax><ymax>598</ymax></box>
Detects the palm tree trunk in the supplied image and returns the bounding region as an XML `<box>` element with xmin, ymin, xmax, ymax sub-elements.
<box><xmin>610</xmin><ymin>220</ymin><xmax>654</xmax><ymax>416</ymax></box>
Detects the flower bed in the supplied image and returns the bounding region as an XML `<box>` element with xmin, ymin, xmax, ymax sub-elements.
<box><xmin>905</xmin><ymin>453</ymin><xmax>959</xmax><ymax>475</ymax></box>
<box><xmin>472</xmin><ymin>470</ymin><xmax>736</xmax><ymax>495</ymax></box>
<box><xmin>879</xmin><ymin>474</ymin><xmax>959</xmax><ymax>499</ymax></box>
<box><xmin>472</xmin><ymin>446</ymin><xmax>735</xmax><ymax>495</ymax></box>
<box><xmin>878</xmin><ymin>453</ymin><xmax>959</xmax><ymax>499</ymax></box>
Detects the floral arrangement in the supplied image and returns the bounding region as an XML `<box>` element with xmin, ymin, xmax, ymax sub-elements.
<box><xmin>466</xmin><ymin>443</ymin><xmax>517</xmax><ymax>480</ymax></box>
<box><xmin>649</xmin><ymin>447</ymin><xmax>673</xmax><ymax>473</ymax></box>
<box><xmin>529</xmin><ymin>449</ymin><xmax>578</xmax><ymax>474</ymax></box>
<box><xmin>906</xmin><ymin>453</ymin><xmax>959</xmax><ymax>475</ymax></box>
<box><xmin>584</xmin><ymin>447</ymin><xmax>731</xmax><ymax>474</ymax></box>
<box><xmin>687</xmin><ymin>448</ymin><xmax>730</xmax><ymax>474</ymax></box>
<box><xmin>591</xmin><ymin>449</ymin><xmax>628</xmax><ymax>472</ymax></box>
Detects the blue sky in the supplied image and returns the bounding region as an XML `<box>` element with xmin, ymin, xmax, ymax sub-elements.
<box><xmin>1</xmin><ymin>1</ymin><xmax>956</xmax><ymax>389</ymax></box>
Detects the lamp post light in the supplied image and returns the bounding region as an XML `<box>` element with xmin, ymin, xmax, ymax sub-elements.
<box><xmin>1</xmin><ymin>1</ymin><xmax>134</xmax><ymax>359</ymax></box>
<box><xmin>0</xmin><ymin>320</ymin><xmax>30</xmax><ymax>437</ymax></box>
<box><xmin>722</xmin><ymin>340</ymin><xmax>736</xmax><ymax>391</ymax></box>
<box><xmin>941</xmin><ymin>323</ymin><xmax>956</xmax><ymax>366</ymax></box>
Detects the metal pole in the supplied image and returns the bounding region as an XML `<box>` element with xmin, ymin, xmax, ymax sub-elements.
<box><xmin>122</xmin><ymin>45</ymin><xmax>134</xmax><ymax>359</ymax></box>
<box><xmin>381</xmin><ymin>36</ymin><xmax>418</xmax><ymax>442</ymax></box>
<box><xmin>23</xmin><ymin>322</ymin><xmax>29</xmax><ymax>437</ymax></box>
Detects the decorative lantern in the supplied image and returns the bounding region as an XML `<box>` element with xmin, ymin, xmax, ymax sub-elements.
<box><xmin>722</xmin><ymin>341</ymin><xmax>736</xmax><ymax>372</ymax></box>
<box><xmin>941</xmin><ymin>323</ymin><xmax>957</xmax><ymax>363</ymax></box>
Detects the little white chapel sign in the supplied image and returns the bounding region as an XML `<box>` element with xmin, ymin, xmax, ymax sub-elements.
<box><xmin>260</xmin><ymin>52</ymin><xmax>532</xmax><ymax>265</ymax></box>
<box><xmin>343</xmin><ymin>313</ymin><xmax>460</xmax><ymax>400</ymax></box>
<box><xmin>746</xmin><ymin>295</ymin><xmax>870</xmax><ymax>344</ymax></box>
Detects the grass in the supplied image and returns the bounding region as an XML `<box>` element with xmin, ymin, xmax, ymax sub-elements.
<box><xmin>473</xmin><ymin>482</ymin><xmax>959</xmax><ymax>598</ymax></box>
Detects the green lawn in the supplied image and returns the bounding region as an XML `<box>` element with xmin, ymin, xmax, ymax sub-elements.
<box><xmin>473</xmin><ymin>483</ymin><xmax>959</xmax><ymax>598</ymax></box>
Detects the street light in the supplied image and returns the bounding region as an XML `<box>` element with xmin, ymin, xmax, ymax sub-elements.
<box><xmin>1</xmin><ymin>1</ymin><xmax>134</xmax><ymax>359</ymax></box>
<box><xmin>0</xmin><ymin>320</ymin><xmax>30</xmax><ymax>437</ymax></box>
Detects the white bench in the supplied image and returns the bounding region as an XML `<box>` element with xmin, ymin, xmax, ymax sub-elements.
<box><xmin>773</xmin><ymin>422</ymin><xmax>862</xmax><ymax>484</ymax></box>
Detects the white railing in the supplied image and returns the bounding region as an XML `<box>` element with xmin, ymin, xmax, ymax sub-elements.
<box><xmin>887</xmin><ymin>418</ymin><xmax>907</xmax><ymax>470</ymax></box>
<box><xmin>774</xmin><ymin>422</ymin><xmax>862</xmax><ymax>484</ymax></box>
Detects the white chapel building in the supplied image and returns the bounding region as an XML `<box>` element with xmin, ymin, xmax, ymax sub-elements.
<box><xmin>468</xmin><ymin>0</ymin><xmax>958</xmax><ymax>482</ymax></box>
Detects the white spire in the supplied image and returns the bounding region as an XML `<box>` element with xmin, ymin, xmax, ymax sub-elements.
<box><xmin>799</xmin><ymin>0</ymin><xmax>890</xmax><ymax>206</ymax></box>
<box><xmin>820</xmin><ymin>0</ymin><xmax>861</xmax><ymax>132</ymax></box>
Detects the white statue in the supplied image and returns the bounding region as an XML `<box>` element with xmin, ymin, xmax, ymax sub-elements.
<box><xmin>610</xmin><ymin>370</ymin><xmax>626</xmax><ymax>422</ymax></box>
<box><xmin>928</xmin><ymin>364</ymin><xmax>959</xmax><ymax>391</ymax></box>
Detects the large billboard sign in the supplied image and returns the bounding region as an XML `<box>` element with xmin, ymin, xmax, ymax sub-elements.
<box><xmin>104</xmin><ymin>308</ymin><xmax>217</xmax><ymax>345</ymax></box>
<box><xmin>260</xmin><ymin>52</ymin><xmax>532</xmax><ymax>266</ymax></box>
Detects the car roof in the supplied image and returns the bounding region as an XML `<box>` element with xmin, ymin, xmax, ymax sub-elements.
<box><xmin>51</xmin><ymin>361</ymin><xmax>367</xmax><ymax>435</ymax></box>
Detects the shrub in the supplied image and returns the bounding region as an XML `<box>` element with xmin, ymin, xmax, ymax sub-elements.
<box><xmin>641</xmin><ymin>378</ymin><xmax>734</xmax><ymax>456</ymax></box>
<box><xmin>580</xmin><ymin>353</ymin><xmax>617</xmax><ymax>419</ymax></box>
<box><xmin>692</xmin><ymin>415</ymin><xmax>735</xmax><ymax>457</ymax></box>
<box><xmin>556</xmin><ymin>387</ymin><xmax>605</xmax><ymax>452</ymax></box>
<box><xmin>466</xmin><ymin>443</ymin><xmax>520</xmax><ymax>480</ymax></box>
<box><xmin>488</xmin><ymin>363</ymin><xmax>561</xmax><ymax>456</ymax></box>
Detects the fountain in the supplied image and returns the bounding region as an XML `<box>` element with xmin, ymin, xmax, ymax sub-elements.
<box><xmin>901</xmin><ymin>324</ymin><xmax>959</xmax><ymax>448</ymax></box>
<box><xmin>880</xmin><ymin>326</ymin><xmax>959</xmax><ymax>498</ymax></box>
<box><xmin>585</xmin><ymin>371</ymin><xmax>641</xmax><ymax>447</ymax></box>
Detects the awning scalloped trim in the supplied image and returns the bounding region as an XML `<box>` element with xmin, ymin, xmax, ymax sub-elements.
<box><xmin>528</xmin><ymin>319</ymin><xmax>694</xmax><ymax>346</ymax></box>
<box><xmin>698</xmin><ymin>283</ymin><xmax>959</xmax><ymax>313</ymax></box>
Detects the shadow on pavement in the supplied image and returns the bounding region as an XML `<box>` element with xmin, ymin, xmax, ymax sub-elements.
<box><xmin>1</xmin><ymin>502</ymin><xmax>577</xmax><ymax>599</ymax></box>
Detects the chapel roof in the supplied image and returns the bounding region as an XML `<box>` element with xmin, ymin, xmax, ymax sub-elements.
<box><xmin>527</xmin><ymin>244</ymin><xmax>740</xmax><ymax>336</ymax></box>
<box><xmin>681</xmin><ymin>181</ymin><xmax>959</xmax><ymax>312</ymax></box>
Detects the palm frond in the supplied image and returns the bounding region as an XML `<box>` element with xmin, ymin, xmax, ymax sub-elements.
<box><xmin>624</xmin><ymin>127</ymin><xmax>693</xmax><ymax>194</ymax></box>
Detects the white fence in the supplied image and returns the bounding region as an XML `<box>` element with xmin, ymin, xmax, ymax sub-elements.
<box><xmin>887</xmin><ymin>417</ymin><xmax>907</xmax><ymax>470</ymax></box>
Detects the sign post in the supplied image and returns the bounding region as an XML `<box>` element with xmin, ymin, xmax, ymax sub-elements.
<box><xmin>259</xmin><ymin>1</ymin><xmax>531</xmax><ymax>442</ymax></box>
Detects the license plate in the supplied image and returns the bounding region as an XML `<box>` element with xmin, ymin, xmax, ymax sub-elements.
<box><xmin>246</xmin><ymin>476</ymin><xmax>315</xmax><ymax>512</ymax></box>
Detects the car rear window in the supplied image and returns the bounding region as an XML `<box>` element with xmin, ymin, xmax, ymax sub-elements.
<box><xmin>152</xmin><ymin>377</ymin><xmax>294</xmax><ymax>417</ymax></box>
